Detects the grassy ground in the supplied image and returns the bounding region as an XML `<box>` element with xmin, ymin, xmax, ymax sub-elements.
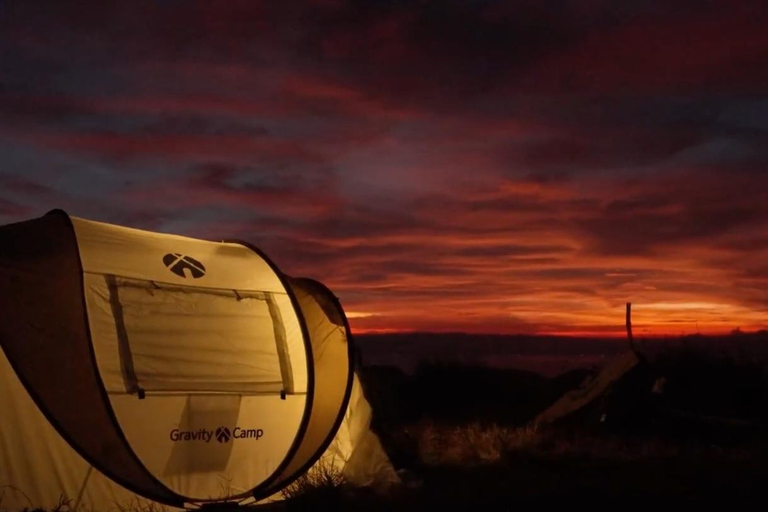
<box><xmin>283</xmin><ymin>338</ymin><xmax>768</xmax><ymax>508</ymax></box>
<box><xmin>282</xmin><ymin>421</ymin><xmax>768</xmax><ymax>509</ymax></box>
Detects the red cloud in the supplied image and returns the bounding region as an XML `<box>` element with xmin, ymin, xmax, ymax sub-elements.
<box><xmin>523</xmin><ymin>4</ymin><xmax>768</xmax><ymax>93</ymax></box>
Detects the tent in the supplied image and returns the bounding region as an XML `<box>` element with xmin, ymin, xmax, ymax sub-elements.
<box><xmin>534</xmin><ymin>352</ymin><xmax>640</xmax><ymax>425</ymax></box>
<box><xmin>535</xmin><ymin>303</ymin><xmax>658</xmax><ymax>428</ymax></box>
<box><xmin>534</xmin><ymin>351</ymin><xmax>657</xmax><ymax>428</ymax></box>
<box><xmin>0</xmin><ymin>210</ymin><xmax>397</xmax><ymax>510</ymax></box>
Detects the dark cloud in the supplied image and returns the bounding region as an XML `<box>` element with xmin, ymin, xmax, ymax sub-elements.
<box><xmin>0</xmin><ymin>0</ymin><xmax>767</xmax><ymax>334</ymax></box>
<box><xmin>576</xmin><ymin>169</ymin><xmax>768</xmax><ymax>255</ymax></box>
<box><xmin>0</xmin><ymin>197</ymin><xmax>30</xmax><ymax>218</ymax></box>
<box><xmin>721</xmin><ymin>237</ymin><xmax>768</xmax><ymax>253</ymax></box>
<box><xmin>0</xmin><ymin>174</ymin><xmax>52</xmax><ymax>196</ymax></box>
<box><xmin>453</xmin><ymin>244</ymin><xmax>572</xmax><ymax>258</ymax></box>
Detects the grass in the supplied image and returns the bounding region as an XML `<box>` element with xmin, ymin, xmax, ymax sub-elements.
<box><xmin>283</xmin><ymin>337</ymin><xmax>768</xmax><ymax>507</ymax></box>
<box><xmin>649</xmin><ymin>335</ymin><xmax>768</xmax><ymax>422</ymax></box>
<box><xmin>0</xmin><ymin>491</ymin><xmax>72</xmax><ymax>512</ymax></box>
<box><xmin>280</xmin><ymin>461</ymin><xmax>347</xmax><ymax>509</ymax></box>
<box><xmin>279</xmin><ymin>420</ymin><xmax>768</xmax><ymax>508</ymax></box>
<box><xmin>407</xmin><ymin>422</ymin><xmax>539</xmax><ymax>466</ymax></box>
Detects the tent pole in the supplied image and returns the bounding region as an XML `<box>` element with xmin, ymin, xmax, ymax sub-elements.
<box><xmin>73</xmin><ymin>465</ymin><xmax>93</xmax><ymax>512</ymax></box>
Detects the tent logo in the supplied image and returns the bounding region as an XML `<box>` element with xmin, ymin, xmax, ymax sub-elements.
<box><xmin>169</xmin><ymin>426</ymin><xmax>264</xmax><ymax>443</ymax></box>
<box><xmin>215</xmin><ymin>427</ymin><xmax>231</xmax><ymax>443</ymax></box>
<box><xmin>163</xmin><ymin>253</ymin><xmax>206</xmax><ymax>279</ymax></box>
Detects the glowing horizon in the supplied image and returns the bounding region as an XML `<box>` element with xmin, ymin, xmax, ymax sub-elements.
<box><xmin>345</xmin><ymin>300</ymin><xmax>768</xmax><ymax>338</ymax></box>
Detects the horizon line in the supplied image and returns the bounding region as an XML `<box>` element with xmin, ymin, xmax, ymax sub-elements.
<box><xmin>352</xmin><ymin>328</ymin><xmax>768</xmax><ymax>339</ymax></box>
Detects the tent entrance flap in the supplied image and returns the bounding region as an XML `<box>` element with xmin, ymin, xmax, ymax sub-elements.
<box><xmin>99</xmin><ymin>275</ymin><xmax>294</xmax><ymax>395</ymax></box>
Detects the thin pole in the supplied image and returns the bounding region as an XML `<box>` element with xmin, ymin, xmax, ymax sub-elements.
<box><xmin>73</xmin><ymin>465</ymin><xmax>93</xmax><ymax>512</ymax></box>
<box><xmin>626</xmin><ymin>302</ymin><xmax>645</xmax><ymax>362</ymax></box>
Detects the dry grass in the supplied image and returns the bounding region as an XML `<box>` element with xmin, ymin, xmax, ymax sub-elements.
<box><xmin>396</xmin><ymin>417</ymin><xmax>768</xmax><ymax>469</ymax></box>
<box><xmin>0</xmin><ymin>490</ymin><xmax>72</xmax><ymax>512</ymax></box>
<box><xmin>280</xmin><ymin>460</ymin><xmax>347</xmax><ymax>508</ymax></box>
<box><xmin>113</xmin><ymin>498</ymin><xmax>168</xmax><ymax>512</ymax></box>
<box><xmin>415</xmin><ymin>421</ymin><xmax>539</xmax><ymax>466</ymax></box>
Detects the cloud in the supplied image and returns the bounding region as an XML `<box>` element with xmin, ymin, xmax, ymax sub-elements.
<box><xmin>521</xmin><ymin>1</ymin><xmax>768</xmax><ymax>94</ymax></box>
<box><xmin>0</xmin><ymin>1</ymin><xmax>767</xmax><ymax>335</ymax></box>
<box><xmin>576</xmin><ymin>168</ymin><xmax>768</xmax><ymax>254</ymax></box>
<box><xmin>0</xmin><ymin>197</ymin><xmax>30</xmax><ymax>219</ymax></box>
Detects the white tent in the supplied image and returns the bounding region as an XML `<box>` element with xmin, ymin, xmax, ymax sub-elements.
<box><xmin>534</xmin><ymin>351</ymin><xmax>641</xmax><ymax>426</ymax></box>
<box><xmin>0</xmin><ymin>210</ymin><xmax>397</xmax><ymax>510</ymax></box>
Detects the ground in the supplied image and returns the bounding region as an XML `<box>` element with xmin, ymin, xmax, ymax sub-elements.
<box><xmin>282</xmin><ymin>337</ymin><xmax>768</xmax><ymax>508</ymax></box>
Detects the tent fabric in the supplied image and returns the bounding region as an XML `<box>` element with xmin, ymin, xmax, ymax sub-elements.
<box><xmin>0</xmin><ymin>211</ymin><xmax>398</xmax><ymax>510</ymax></box>
<box><xmin>288</xmin><ymin>278</ymin><xmax>398</xmax><ymax>490</ymax></box>
<box><xmin>257</xmin><ymin>278</ymin><xmax>355</xmax><ymax>495</ymax></box>
<box><xmin>71</xmin><ymin>217</ymin><xmax>286</xmax><ymax>294</ymax></box>
<box><xmin>72</xmin><ymin>216</ymin><xmax>313</xmax><ymax>501</ymax></box>
<box><xmin>0</xmin><ymin>348</ymin><xmax>142</xmax><ymax>511</ymax></box>
<box><xmin>0</xmin><ymin>211</ymin><xmax>185</xmax><ymax>506</ymax></box>
<box><xmin>71</xmin><ymin>217</ymin><xmax>307</xmax><ymax>396</ymax></box>
<box><xmin>315</xmin><ymin>373</ymin><xmax>401</xmax><ymax>490</ymax></box>
<box><xmin>535</xmin><ymin>351</ymin><xmax>640</xmax><ymax>425</ymax></box>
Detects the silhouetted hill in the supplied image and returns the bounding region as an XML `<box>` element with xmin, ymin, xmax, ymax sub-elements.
<box><xmin>355</xmin><ymin>331</ymin><xmax>768</xmax><ymax>377</ymax></box>
<box><xmin>355</xmin><ymin>332</ymin><xmax>628</xmax><ymax>376</ymax></box>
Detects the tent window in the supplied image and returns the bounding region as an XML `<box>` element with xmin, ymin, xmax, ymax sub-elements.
<box><xmin>104</xmin><ymin>275</ymin><xmax>293</xmax><ymax>395</ymax></box>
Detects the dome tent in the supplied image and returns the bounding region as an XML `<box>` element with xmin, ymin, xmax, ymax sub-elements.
<box><xmin>0</xmin><ymin>210</ymin><xmax>397</xmax><ymax>510</ymax></box>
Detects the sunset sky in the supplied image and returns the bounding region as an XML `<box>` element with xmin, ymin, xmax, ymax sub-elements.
<box><xmin>1</xmin><ymin>1</ymin><xmax>767</xmax><ymax>336</ymax></box>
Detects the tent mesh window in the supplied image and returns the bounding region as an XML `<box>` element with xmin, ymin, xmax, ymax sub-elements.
<box><xmin>93</xmin><ymin>275</ymin><xmax>294</xmax><ymax>396</ymax></box>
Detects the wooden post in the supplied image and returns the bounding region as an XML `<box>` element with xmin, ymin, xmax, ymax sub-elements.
<box><xmin>626</xmin><ymin>302</ymin><xmax>645</xmax><ymax>362</ymax></box>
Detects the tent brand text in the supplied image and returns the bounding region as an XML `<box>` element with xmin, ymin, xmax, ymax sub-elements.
<box><xmin>169</xmin><ymin>427</ymin><xmax>264</xmax><ymax>443</ymax></box>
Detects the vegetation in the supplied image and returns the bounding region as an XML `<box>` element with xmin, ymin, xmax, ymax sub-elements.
<box><xmin>0</xmin><ymin>491</ymin><xmax>72</xmax><ymax>512</ymax></box>
<box><xmin>280</xmin><ymin>462</ymin><xmax>347</xmax><ymax>509</ymax></box>
<box><xmin>283</xmin><ymin>333</ymin><xmax>768</xmax><ymax>507</ymax></box>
